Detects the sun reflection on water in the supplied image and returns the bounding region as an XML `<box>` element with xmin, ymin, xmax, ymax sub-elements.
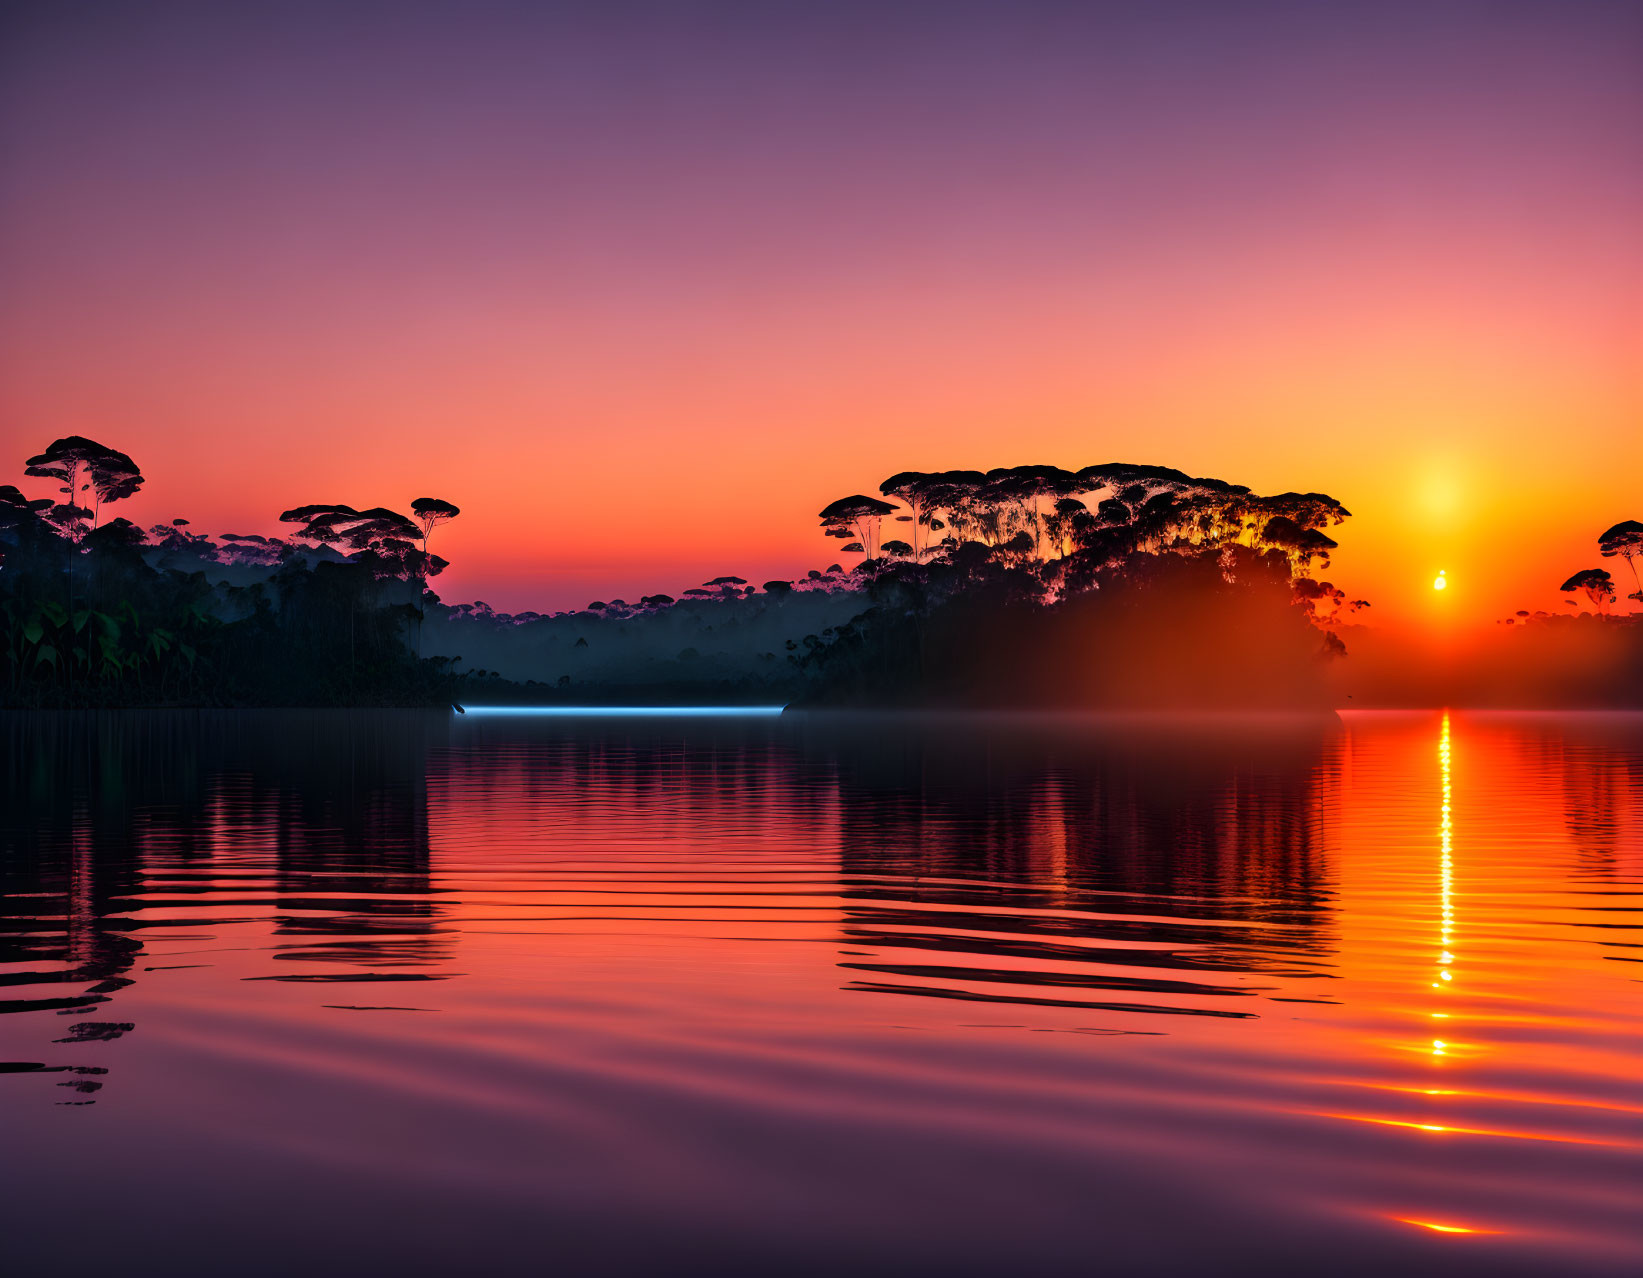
<box><xmin>1432</xmin><ymin>713</ymin><xmax>1454</xmax><ymax>1055</ymax></box>
<box><xmin>1394</xmin><ymin>1218</ymin><xmax>1502</xmax><ymax>1236</ymax></box>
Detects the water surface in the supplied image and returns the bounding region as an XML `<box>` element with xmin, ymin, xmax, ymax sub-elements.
<box><xmin>2</xmin><ymin>710</ymin><xmax>1639</xmax><ymax>1275</ymax></box>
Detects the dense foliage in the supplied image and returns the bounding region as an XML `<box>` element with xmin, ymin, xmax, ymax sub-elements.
<box><xmin>1</xmin><ymin>439</ymin><xmax>462</xmax><ymax>706</ymax></box>
<box><xmin>4</xmin><ymin>440</ymin><xmax>1371</xmax><ymax>708</ymax></box>
<box><xmin>796</xmin><ymin>463</ymin><xmax>1364</xmax><ymax>706</ymax></box>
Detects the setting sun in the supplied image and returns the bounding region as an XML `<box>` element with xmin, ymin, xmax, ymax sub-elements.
<box><xmin>1434</xmin><ymin>571</ymin><xmax>1448</xmax><ymax>591</ymax></box>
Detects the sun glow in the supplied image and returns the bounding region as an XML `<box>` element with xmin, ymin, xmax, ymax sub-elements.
<box><xmin>1433</xmin><ymin>570</ymin><xmax>1448</xmax><ymax>591</ymax></box>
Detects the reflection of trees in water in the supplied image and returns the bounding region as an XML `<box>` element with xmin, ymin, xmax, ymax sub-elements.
<box><xmin>1541</xmin><ymin>730</ymin><xmax>1643</xmax><ymax>879</ymax></box>
<box><xmin>1517</xmin><ymin>722</ymin><xmax>1643</xmax><ymax>974</ymax></box>
<box><xmin>0</xmin><ymin>712</ymin><xmax>453</xmax><ymax>1098</ymax></box>
<box><xmin>243</xmin><ymin>716</ymin><xmax>451</xmax><ymax>974</ymax></box>
<box><xmin>1</xmin><ymin>716</ymin><xmax>170</xmax><ymax>1021</ymax></box>
<box><xmin>806</xmin><ymin>717</ymin><xmax>1344</xmax><ymax>1019</ymax></box>
<box><xmin>430</xmin><ymin>716</ymin><xmax>1344</xmax><ymax>1021</ymax></box>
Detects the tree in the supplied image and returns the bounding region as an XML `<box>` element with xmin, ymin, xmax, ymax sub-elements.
<box><xmin>1598</xmin><ymin>520</ymin><xmax>1643</xmax><ymax>604</ymax></box>
<box><xmin>280</xmin><ymin>504</ymin><xmax>426</xmax><ymax>574</ymax></box>
<box><xmin>1258</xmin><ymin>516</ymin><xmax>1338</xmax><ymax>574</ymax></box>
<box><xmin>818</xmin><ymin>495</ymin><xmax>899</xmax><ymax>560</ymax></box>
<box><xmin>279</xmin><ymin>503</ymin><xmax>361</xmax><ymax>545</ymax></box>
<box><xmin>279</xmin><ymin>503</ymin><xmax>429</xmax><ymax>679</ymax></box>
<box><xmin>880</xmin><ymin>472</ymin><xmax>936</xmax><ymax>559</ymax></box>
<box><xmin>87</xmin><ymin>447</ymin><xmax>144</xmax><ymax>523</ymax></box>
<box><xmin>411</xmin><ymin>498</ymin><xmax>461</xmax><ymax>562</ymax></box>
<box><xmin>905</xmin><ymin>470</ymin><xmax>986</xmax><ymax>547</ymax></box>
<box><xmin>408</xmin><ymin>498</ymin><xmax>461</xmax><ymax>649</ymax></box>
<box><xmin>1560</xmin><ymin>568</ymin><xmax>1616</xmax><ymax>614</ymax></box>
<box><xmin>22</xmin><ymin>438</ymin><xmax>145</xmax><ymax>681</ymax></box>
<box><xmin>983</xmin><ymin>465</ymin><xmax>1081</xmax><ymax>556</ymax></box>
<box><xmin>24</xmin><ymin>436</ymin><xmax>143</xmax><ymax>540</ymax></box>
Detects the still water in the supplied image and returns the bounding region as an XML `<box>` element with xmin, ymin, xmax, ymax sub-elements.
<box><xmin>1</xmin><ymin>710</ymin><xmax>1639</xmax><ymax>1276</ymax></box>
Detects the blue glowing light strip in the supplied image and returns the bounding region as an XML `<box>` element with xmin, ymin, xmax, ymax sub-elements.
<box><xmin>454</xmin><ymin>705</ymin><xmax>787</xmax><ymax>717</ymax></box>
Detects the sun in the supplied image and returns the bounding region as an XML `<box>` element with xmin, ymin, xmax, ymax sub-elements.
<box><xmin>1433</xmin><ymin>570</ymin><xmax>1448</xmax><ymax>592</ymax></box>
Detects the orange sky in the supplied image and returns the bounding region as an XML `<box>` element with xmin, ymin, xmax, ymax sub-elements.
<box><xmin>2</xmin><ymin>2</ymin><xmax>1639</xmax><ymax>632</ymax></box>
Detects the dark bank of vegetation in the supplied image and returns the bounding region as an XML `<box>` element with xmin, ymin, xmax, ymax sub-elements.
<box><xmin>0</xmin><ymin>434</ymin><xmax>862</xmax><ymax>706</ymax></box>
<box><xmin>794</xmin><ymin>464</ymin><xmax>1360</xmax><ymax>707</ymax></box>
<box><xmin>2</xmin><ymin>436</ymin><xmax>467</xmax><ymax>706</ymax></box>
<box><xmin>4</xmin><ymin>441</ymin><xmax>1364</xmax><ymax>709</ymax></box>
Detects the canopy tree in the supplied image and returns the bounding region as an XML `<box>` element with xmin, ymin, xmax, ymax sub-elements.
<box><xmin>818</xmin><ymin>495</ymin><xmax>899</xmax><ymax>560</ymax></box>
<box><xmin>880</xmin><ymin>472</ymin><xmax>941</xmax><ymax>559</ymax></box>
<box><xmin>278</xmin><ymin>502</ymin><xmax>435</xmax><ymax>679</ymax></box>
<box><xmin>24</xmin><ymin>436</ymin><xmax>145</xmax><ymax>540</ymax></box>
<box><xmin>1560</xmin><ymin>568</ymin><xmax>1616</xmax><ymax>614</ymax></box>
<box><xmin>1258</xmin><ymin>516</ymin><xmax>1338</xmax><ymax>574</ymax></box>
<box><xmin>1598</xmin><ymin>520</ymin><xmax>1643</xmax><ymax>602</ymax></box>
<box><xmin>411</xmin><ymin>497</ymin><xmax>461</xmax><ymax>563</ymax></box>
<box><xmin>279</xmin><ymin>504</ymin><xmax>433</xmax><ymax>578</ymax></box>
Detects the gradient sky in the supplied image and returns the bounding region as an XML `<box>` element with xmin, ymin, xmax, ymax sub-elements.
<box><xmin>2</xmin><ymin>0</ymin><xmax>1639</xmax><ymax>629</ymax></box>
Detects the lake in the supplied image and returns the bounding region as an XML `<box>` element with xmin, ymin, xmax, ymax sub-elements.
<box><xmin>2</xmin><ymin>709</ymin><xmax>1639</xmax><ymax>1276</ymax></box>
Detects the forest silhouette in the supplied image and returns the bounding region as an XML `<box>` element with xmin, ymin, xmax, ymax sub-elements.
<box><xmin>3</xmin><ymin>438</ymin><xmax>1640</xmax><ymax>707</ymax></box>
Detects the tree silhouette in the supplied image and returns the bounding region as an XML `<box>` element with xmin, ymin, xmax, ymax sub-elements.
<box><xmin>819</xmin><ymin>495</ymin><xmax>899</xmax><ymax>560</ymax></box>
<box><xmin>280</xmin><ymin>504</ymin><xmax>426</xmax><ymax>574</ymax></box>
<box><xmin>880</xmin><ymin>472</ymin><xmax>938</xmax><ymax>559</ymax></box>
<box><xmin>408</xmin><ymin>499</ymin><xmax>460</xmax><ymax>652</ymax></box>
<box><xmin>86</xmin><ymin>448</ymin><xmax>143</xmax><ymax>524</ymax></box>
<box><xmin>1258</xmin><ymin>516</ymin><xmax>1338</xmax><ymax>573</ymax></box>
<box><xmin>24</xmin><ymin>436</ymin><xmax>143</xmax><ymax>540</ymax></box>
<box><xmin>1560</xmin><ymin>568</ymin><xmax>1616</xmax><ymax>614</ymax></box>
<box><xmin>279</xmin><ymin>503</ymin><xmax>430</xmax><ymax>681</ymax></box>
<box><xmin>919</xmin><ymin>470</ymin><xmax>988</xmax><ymax>546</ymax></box>
<box><xmin>411</xmin><ymin>498</ymin><xmax>460</xmax><ymax>561</ymax></box>
<box><xmin>984</xmin><ymin>465</ymin><xmax>1082</xmax><ymax>555</ymax></box>
<box><xmin>22</xmin><ymin>438</ymin><xmax>145</xmax><ymax>680</ymax></box>
<box><xmin>1598</xmin><ymin>520</ymin><xmax>1643</xmax><ymax>604</ymax></box>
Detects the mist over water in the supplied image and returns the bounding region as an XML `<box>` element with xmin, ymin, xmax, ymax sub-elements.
<box><xmin>1</xmin><ymin>710</ymin><xmax>1639</xmax><ymax>1276</ymax></box>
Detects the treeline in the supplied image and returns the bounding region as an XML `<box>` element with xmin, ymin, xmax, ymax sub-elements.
<box><xmin>1</xmin><ymin>436</ymin><xmax>466</xmax><ymax>706</ymax></box>
<box><xmin>792</xmin><ymin>463</ymin><xmax>1363</xmax><ymax>707</ymax></box>
<box><xmin>3</xmin><ymin>438</ymin><xmax>1368</xmax><ymax>708</ymax></box>
<box><xmin>0</xmin><ymin>435</ymin><xmax>857</xmax><ymax>707</ymax></box>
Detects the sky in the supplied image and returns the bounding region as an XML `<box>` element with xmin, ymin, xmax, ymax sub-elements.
<box><xmin>1</xmin><ymin>0</ymin><xmax>1639</xmax><ymax>630</ymax></box>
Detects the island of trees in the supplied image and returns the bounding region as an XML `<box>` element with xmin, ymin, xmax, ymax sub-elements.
<box><xmin>799</xmin><ymin>464</ymin><xmax>1363</xmax><ymax>706</ymax></box>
